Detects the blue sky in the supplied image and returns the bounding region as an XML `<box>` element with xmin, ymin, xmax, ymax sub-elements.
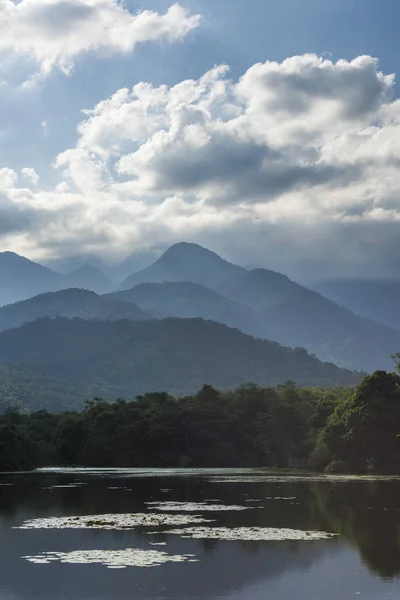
<box><xmin>0</xmin><ymin>0</ymin><xmax>399</xmax><ymax>281</ymax></box>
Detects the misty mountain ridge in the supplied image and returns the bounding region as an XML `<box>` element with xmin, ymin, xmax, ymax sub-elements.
<box><xmin>116</xmin><ymin>246</ymin><xmax>400</xmax><ymax>372</ymax></box>
<box><xmin>107</xmin><ymin>281</ymin><xmax>267</xmax><ymax>338</ymax></box>
<box><xmin>0</xmin><ymin>288</ymin><xmax>150</xmax><ymax>332</ymax></box>
<box><xmin>66</xmin><ymin>265</ymin><xmax>113</xmax><ymax>294</ymax></box>
<box><xmin>0</xmin><ymin>251</ymin><xmax>114</xmax><ymax>305</ymax></box>
<box><xmin>120</xmin><ymin>242</ymin><xmax>245</xmax><ymax>290</ymax></box>
<box><xmin>0</xmin><ymin>251</ymin><xmax>62</xmax><ymax>305</ymax></box>
<box><xmin>2</xmin><ymin>242</ymin><xmax>400</xmax><ymax>373</ymax></box>
<box><xmin>312</xmin><ymin>278</ymin><xmax>400</xmax><ymax>332</ymax></box>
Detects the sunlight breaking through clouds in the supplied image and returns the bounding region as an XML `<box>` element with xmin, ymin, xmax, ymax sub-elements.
<box><xmin>1</xmin><ymin>53</ymin><xmax>400</xmax><ymax>278</ymax></box>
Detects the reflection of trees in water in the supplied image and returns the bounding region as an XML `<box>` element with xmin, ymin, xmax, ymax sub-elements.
<box><xmin>1</xmin><ymin>472</ymin><xmax>400</xmax><ymax>588</ymax></box>
<box><xmin>0</xmin><ymin>473</ymin><xmax>339</xmax><ymax>600</ymax></box>
<box><xmin>311</xmin><ymin>481</ymin><xmax>400</xmax><ymax>579</ymax></box>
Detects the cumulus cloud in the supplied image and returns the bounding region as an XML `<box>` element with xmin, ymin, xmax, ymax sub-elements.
<box><xmin>1</xmin><ymin>54</ymin><xmax>400</xmax><ymax>280</ymax></box>
<box><xmin>0</xmin><ymin>1</ymin><xmax>201</xmax><ymax>77</ymax></box>
<box><xmin>21</xmin><ymin>167</ymin><xmax>40</xmax><ymax>185</ymax></box>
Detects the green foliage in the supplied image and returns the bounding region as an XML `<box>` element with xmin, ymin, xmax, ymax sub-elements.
<box><xmin>0</xmin><ymin>317</ymin><xmax>361</xmax><ymax>413</ymax></box>
<box><xmin>0</xmin><ymin>383</ymin><xmax>342</xmax><ymax>471</ymax></box>
<box><xmin>0</xmin><ymin>365</ymin><xmax>92</xmax><ymax>413</ymax></box>
<box><xmin>321</xmin><ymin>370</ymin><xmax>400</xmax><ymax>473</ymax></box>
<box><xmin>1</xmin><ymin>369</ymin><xmax>398</xmax><ymax>473</ymax></box>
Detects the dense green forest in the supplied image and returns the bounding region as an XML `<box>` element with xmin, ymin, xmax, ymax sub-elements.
<box><xmin>0</xmin><ymin>317</ymin><xmax>360</xmax><ymax>412</ymax></box>
<box><xmin>0</xmin><ymin>369</ymin><xmax>398</xmax><ymax>473</ymax></box>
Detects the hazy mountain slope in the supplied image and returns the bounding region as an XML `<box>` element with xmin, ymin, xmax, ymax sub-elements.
<box><xmin>119</xmin><ymin>242</ymin><xmax>400</xmax><ymax>372</ymax></box>
<box><xmin>120</xmin><ymin>242</ymin><xmax>245</xmax><ymax>290</ymax></box>
<box><xmin>0</xmin><ymin>251</ymin><xmax>63</xmax><ymax>305</ymax></box>
<box><xmin>0</xmin><ymin>318</ymin><xmax>360</xmax><ymax>403</ymax></box>
<box><xmin>107</xmin><ymin>281</ymin><xmax>268</xmax><ymax>338</ymax></box>
<box><xmin>311</xmin><ymin>279</ymin><xmax>400</xmax><ymax>331</ymax></box>
<box><xmin>219</xmin><ymin>269</ymin><xmax>400</xmax><ymax>372</ymax></box>
<box><xmin>66</xmin><ymin>266</ymin><xmax>113</xmax><ymax>294</ymax></box>
<box><xmin>0</xmin><ymin>288</ymin><xmax>151</xmax><ymax>332</ymax></box>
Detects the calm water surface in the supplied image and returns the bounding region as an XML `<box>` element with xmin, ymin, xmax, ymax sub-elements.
<box><xmin>0</xmin><ymin>469</ymin><xmax>399</xmax><ymax>600</ymax></box>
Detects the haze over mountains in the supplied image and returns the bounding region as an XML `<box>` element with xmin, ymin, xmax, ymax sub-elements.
<box><xmin>120</xmin><ymin>242</ymin><xmax>245</xmax><ymax>291</ymax></box>
<box><xmin>0</xmin><ymin>252</ymin><xmax>113</xmax><ymax>306</ymax></box>
<box><xmin>0</xmin><ymin>289</ymin><xmax>150</xmax><ymax>332</ymax></box>
<box><xmin>312</xmin><ymin>279</ymin><xmax>400</xmax><ymax>332</ymax></box>
<box><xmin>2</xmin><ymin>240</ymin><xmax>400</xmax><ymax>411</ymax></box>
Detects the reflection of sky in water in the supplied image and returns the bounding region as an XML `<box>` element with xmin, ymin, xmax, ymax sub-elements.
<box><xmin>0</xmin><ymin>470</ymin><xmax>399</xmax><ymax>600</ymax></box>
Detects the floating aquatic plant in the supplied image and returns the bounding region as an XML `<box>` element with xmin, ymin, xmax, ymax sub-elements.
<box><xmin>162</xmin><ymin>526</ymin><xmax>337</xmax><ymax>541</ymax></box>
<box><xmin>22</xmin><ymin>548</ymin><xmax>199</xmax><ymax>569</ymax></box>
<box><xmin>265</xmin><ymin>497</ymin><xmax>297</xmax><ymax>500</ymax></box>
<box><xmin>149</xmin><ymin>542</ymin><xmax>167</xmax><ymax>546</ymax></box>
<box><xmin>146</xmin><ymin>501</ymin><xmax>250</xmax><ymax>512</ymax></box>
<box><xmin>15</xmin><ymin>513</ymin><xmax>213</xmax><ymax>530</ymax></box>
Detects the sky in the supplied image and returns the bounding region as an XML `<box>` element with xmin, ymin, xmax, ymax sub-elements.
<box><xmin>1</xmin><ymin>0</ymin><xmax>400</xmax><ymax>282</ymax></box>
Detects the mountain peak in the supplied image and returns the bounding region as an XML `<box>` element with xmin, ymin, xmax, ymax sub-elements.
<box><xmin>0</xmin><ymin>250</ymin><xmax>46</xmax><ymax>266</ymax></box>
<box><xmin>120</xmin><ymin>242</ymin><xmax>245</xmax><ymax>290</ymax></box>
<box><xmin>67</xmin><ymin>264</ymin><xmax>112</xmax><ymax>293</ymax></box>
<box><xmin>157</xmin><ymin>242</ymin><xmax>229</xmax><ymax>265</ymax></box>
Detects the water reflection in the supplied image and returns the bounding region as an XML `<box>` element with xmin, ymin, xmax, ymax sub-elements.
<box><xmin>0</xmin><ymin>470</ymin><xmax>399</xmax><ymax>600</ymax></box>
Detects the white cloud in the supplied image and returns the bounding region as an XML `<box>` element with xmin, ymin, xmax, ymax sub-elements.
<box><xmin>0</xmin><ymin>1</ymin><xmax>201</xmax><ymax>77</ymax></box>
<box><xmin>21</xmin><ymin>167</ymin><xmax>40</xmax><ymax>185</ymax></box>
<box><xmin>1</xmin><ymin>54</ymin><xmax>400</xmax><ymax>280</ymax></box>
<box><xmin>0</xmin><ymin>167</ymin><xmax>18</xmax><ymax>188</ymax></box>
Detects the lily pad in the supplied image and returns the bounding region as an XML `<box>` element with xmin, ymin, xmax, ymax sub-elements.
<box><xmin>162</xmin><ymin>526</ymin><xmax>337</xmax><ymax>541</ymax></box>
<box><xmin>15</xmin><ymin>512</ymin><xmax>213</xmax><ymax>530</ymax></box>
<box><xmin>146</xmin><ymin>501</ymin><xmax>250</xmax><ymax>512</ymax></box>
<box><xmin>22</xmin><ymin>548</ymin><xmax>198</xmax><ymax>569</ymax></box>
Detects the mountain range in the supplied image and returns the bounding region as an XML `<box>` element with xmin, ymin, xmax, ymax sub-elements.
<box><xmin>0</xmin><ymin>288</ymin><xmax>150</xmax><ymax>332</ymax></box>
<box><xmin>0</xmin><ymin>242</ymin><xmax>400</xmax><ymax>376</ymax></box>
<box><xmin>312</xmin><ymin>279</ymin><xmax>400</xmax><ymax>332</ymax></box>
<box><xmin>0</xmin><ymin>251</ymin><xmax>113</xmax><ymax>305</ymax></box>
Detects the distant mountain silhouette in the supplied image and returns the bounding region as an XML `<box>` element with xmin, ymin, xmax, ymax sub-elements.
<box><xmin>120</xmin><ymin>242</ymin><xmax>244</xmax><ymax>290</ymax></box>
<box><xmin>219</xmin><ymin>269</ymin><xmax>400</xmax><ymax>372</ymax></box>
<box><xmin>311</xmin><ymin>279</ymin><xmax>400</xmax><ymax>332</ymax></box>
<box><xmin>0</xmin><ymin>252</ymin><xmax>115</xmax><ymax>305</ymax></box>
<box><xmin>107</xmin><ymin>281</ymin><xmax>267</xmax><ymax>338</ymax></box>
<box><xmin>0</xmin><ymin>288</ymin><xmax>150</xmax><ymax>332</ymax></box>
<box><xmin>2</xmin><ymin>244</ymin><xmax>400</xmax><ymax>374</ymax></box>
<box><xmin>0</xmin><ymin>251</ymin><xmax>63</xmax><ymax>305</ymax></box>
<box><xmin>66</xmin><ymin>265</ymin><xmax>113</xmax><ymax>294</ymax></box>
<box><xmin>118</xmin><ymin>243</ymin><xmax>400</xmax><ymax>371</ymax></box>
<box><xmin>0</xmin><ymin>317</ymin><xmax>360</xmax><ymax>404</ymax></box>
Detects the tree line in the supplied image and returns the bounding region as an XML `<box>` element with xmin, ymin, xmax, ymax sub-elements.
<box><xmin>0</xmin><ymin>369</ymin><xmax>399</xmax><ymax>473</ymax></box>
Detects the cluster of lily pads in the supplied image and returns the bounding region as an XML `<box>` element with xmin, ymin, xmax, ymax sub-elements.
<box><xmin>156</xmin><ymin>527</ymin><xmax>338</xmax><ymax>541</ymax></box>
<box><xmin>19</xmin><ymin>470</ymin><xmax>344</xmax><ymax>570</ymax></box>
<box><xmin>15</xmin><ymin>512</ymin><xmax>213</xmax><ymax>530</ymax></box>
<box><xmin>146</xmin><ymin>501</ymin><xmax>251</xmax><ymax>512</ymax></box>
<box><xmin>22</xmin><ymin>548</ymin><xmax>199</xmax><ymax>569</ymax></box>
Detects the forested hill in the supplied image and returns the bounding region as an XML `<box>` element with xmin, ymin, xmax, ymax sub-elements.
<box><xmin>0</xmin><ymin>288</ymin><xmax>150</xmax><ymax>332</ymax></box>
<box><xmin>1</xmin><ymin>370</ymin><xmax>399</xmax><ymax>475</ymax></box>
<box><xmin>0</xmin><ymin>317</ymin><xmax>360</xmax><ymax>409</ymax></box>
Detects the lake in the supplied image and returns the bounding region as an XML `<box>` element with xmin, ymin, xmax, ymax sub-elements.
<box><xmin>0</xmin><ymin>469</ymin><xmax>399</xmax><ymax>600</ymax></box>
